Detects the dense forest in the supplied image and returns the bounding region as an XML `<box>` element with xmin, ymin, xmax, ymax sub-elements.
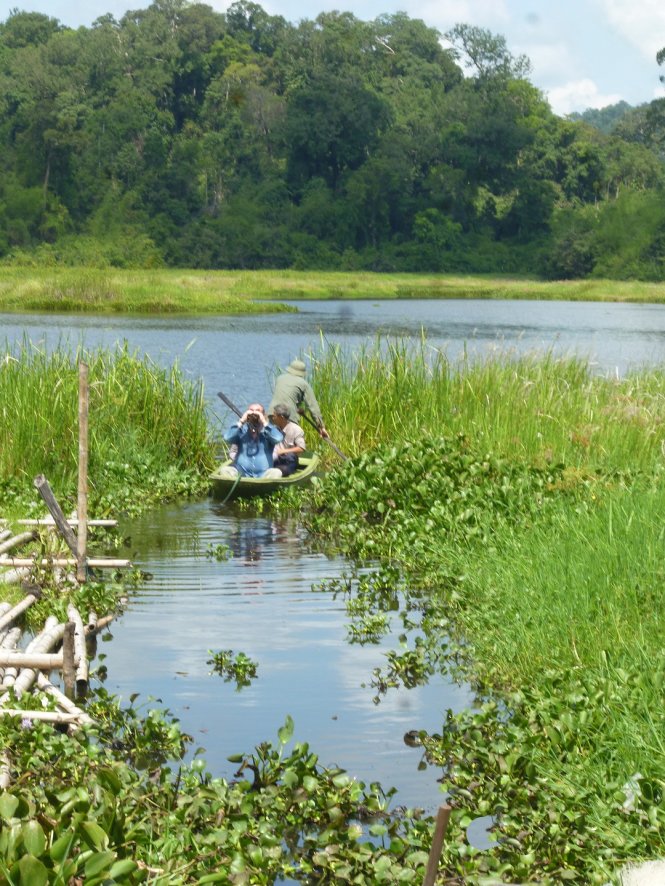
<box><xmin>2</xmin><ymin>0</ymin><xmax>665</xmax><ymax>278</ymax></box>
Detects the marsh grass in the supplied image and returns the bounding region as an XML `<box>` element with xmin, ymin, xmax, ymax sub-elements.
<box><xmin>306</xmin><ymin>342</ymin><xmax>665</xmax><ymax>879</ymax></box>
<box><xmin>313</xmin><ymin>339</ymin><xmax>665</xmax><ymax>474</ymax></box>
<box><xmin>0</xmin><ymin>340</ymin><xmax>215</xmax><ymax>515</ymax></box>
<box><xmin>4</xmin><ymin>268</ymin><xmax>665</xmax><ymax>313</ymax></box>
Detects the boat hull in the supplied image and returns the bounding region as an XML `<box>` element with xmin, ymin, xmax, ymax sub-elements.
<box><xmin>209</xmin><ymin>452</ymin><xmax>320</xmax><ymax>499</ymax></box>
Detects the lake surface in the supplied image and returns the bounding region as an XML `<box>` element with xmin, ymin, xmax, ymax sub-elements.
<box><xmin>4</xmin><ymin>298</ymin><xmax>665</xmax><ymax>819</ymax></box>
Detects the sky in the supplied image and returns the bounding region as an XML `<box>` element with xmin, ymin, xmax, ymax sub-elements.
<box><xmin>1</xmin><ymin>0</ymin><xmax>664</xmax><ymax>115</ymax></box>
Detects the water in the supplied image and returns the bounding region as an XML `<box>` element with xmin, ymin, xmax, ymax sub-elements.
<box><xmin>99</xmin><ymin>500</ymin><xmax>470</xmax><ymax>813</ymax></box>
<box><xmin>3</xmin><ymin>299</ymin><xmax>665</xmax><ymax>420</ymax></box>
<box><xmin>4</xmin><ymin>298</ymin><xmax>665</xmax><ymax>818</ymax></box>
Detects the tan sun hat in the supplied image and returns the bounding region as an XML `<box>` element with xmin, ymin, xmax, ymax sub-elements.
<box><xmin>286</xmin><ymin>359</ymin><xmax>307</xmax><ymax>377</ymax></box>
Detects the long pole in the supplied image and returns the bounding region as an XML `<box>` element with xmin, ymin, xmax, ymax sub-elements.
<box><xmin>77</xmin><ymin>362</ymin><xmax>89</xmax><ymax>583</ymax></box>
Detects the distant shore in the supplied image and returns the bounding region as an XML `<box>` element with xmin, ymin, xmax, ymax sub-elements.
<box><xmin>1</xmin><ymin>267</ymin><xmax>665</xmax><ymax>314</ymax></box>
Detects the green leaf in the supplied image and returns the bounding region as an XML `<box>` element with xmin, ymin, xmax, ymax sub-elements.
<box><xmin>18</xmin><ymin>855</ymin><xmax>48</xmax><ymax>886</ymax></box>
<box><xmin>197</xmin><ymin>874</ymin><xmax>228</xmax><ymax>884</ymax></box>
<box><xmin>109</xmin><ymin>859</ymin><xmax>139</xmax><ymax>878</ymax></box>
<box><xmin>81</xmin><ymin>821</ymin><xmax>109</xmax><ymax>852</ymax></box>
<box><xmin>22</xmin><ymin>821</ymin><xmax>46</xmax><ymax>857</ymax></box>
<box><xmin>84</xmin><ymin>850</ymin><xmax>116</xmax><ymax>878</ymax></box>
<box><xmin>50</xmin><ymin>832</ymin><xmax>74</xmax><ymax>863</ymax></box>
<box><xmin>277</xmin><ymin>715</ymin><xmax>294</xmax><ymax>745</ymax></box>
<box><xmin>0</xmin><ymin>793</ymin><xmax>19</xmax><ymax>820</ymax></box>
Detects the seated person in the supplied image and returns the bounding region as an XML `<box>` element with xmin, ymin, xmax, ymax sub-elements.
<box><xmin>269</xmin><ymin>403</ymin><xmax>306</xmax><ymax>476</ymax></box>
<box><xmin>220</xmin><ymin>403</ymin><xmax>283</xmax><ymax>479</ymax></box>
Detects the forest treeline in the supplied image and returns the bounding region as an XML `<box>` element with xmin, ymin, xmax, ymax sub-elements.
<box><xmin>2</xmin><ymin>0</ymin><xmax>665</xmax><ymax>278</ymax></box>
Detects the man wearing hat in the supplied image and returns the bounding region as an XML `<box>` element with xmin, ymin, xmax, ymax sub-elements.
<box><xmin>268</xmin><ymin>359</ymin><xmax>329</xmax><ymax>438</ymax></box>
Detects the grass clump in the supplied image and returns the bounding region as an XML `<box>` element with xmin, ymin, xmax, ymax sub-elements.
<box><xmin>0</xmin><ymin>340</ymin><xmax>216</xmax><ymax>517</ymax></box>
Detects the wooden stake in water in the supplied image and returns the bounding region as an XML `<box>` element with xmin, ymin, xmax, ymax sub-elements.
<box><xmin>422</xmin><ymin>804</ymin><xmax>452</xmax><ymax>886</ymax></box>
<box><xmin>77</xmin><ymin>362</ymin><xmax>89</xmax><ymax>583</ymax></box>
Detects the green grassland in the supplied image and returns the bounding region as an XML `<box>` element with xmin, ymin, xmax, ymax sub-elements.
<box><xmin>3</xmin><ymin>267</ymin><xmax>665</xmax><ymax>313</ymax></box>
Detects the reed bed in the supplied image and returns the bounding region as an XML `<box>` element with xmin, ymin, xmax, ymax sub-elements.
<box><xmin>313</xmin><ymin>338</ymin><xmax>665</xmax><ymax>474</ymax></box>
<box><xmin>0</xmin><ymin>340</ymin><xmax>215</xmax><ymax>514</ymax></box>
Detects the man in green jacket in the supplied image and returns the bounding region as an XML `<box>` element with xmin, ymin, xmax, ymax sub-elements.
<box><xmin>268</xmin><ymin>359</ymin><xmax>329</xmax><ymax>439</ymax></box>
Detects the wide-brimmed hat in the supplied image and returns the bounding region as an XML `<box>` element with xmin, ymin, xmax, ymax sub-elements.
<box><xmin>286</xmin><ymin>359</ymin><xmax>306</xmax><ymax>377</ymax></box>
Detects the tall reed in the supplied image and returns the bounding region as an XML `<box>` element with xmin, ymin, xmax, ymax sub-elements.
<box><xmin>312</xmin><ymin>338</ymin><xmax>665</xmax><ymax>474</ymax></box>
<box><xmin>0</xmin><ymin>340</ymin><xmax>214</xmax><ymax>512</ymax></box>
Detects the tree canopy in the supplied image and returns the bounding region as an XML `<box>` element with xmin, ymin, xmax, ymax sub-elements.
<box><xmin>0</xmin><ymin>1</ymin><xmax>663</xmax><ymax>278</ymax></box>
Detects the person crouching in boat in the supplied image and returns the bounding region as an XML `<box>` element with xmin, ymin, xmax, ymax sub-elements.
<box><xmin>269</xmin><ymin>403</ymin><xmax>306</xmax><ymax>477</ymax></box>
<box><xmin>220</xmin><ymin>403</ymin><xmax>283</xmax><ymax>479</ymax></box>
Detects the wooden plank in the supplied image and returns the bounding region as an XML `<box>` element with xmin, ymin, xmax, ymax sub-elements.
<box><xmin>33</xmin><ymin>475</ymin><xmax>79</xmax><ymax>556</ymax></box>
<box><xmin>422</xmin><ymin>805</ymin><xmax>452</xmax><ymax>886</ymax></box>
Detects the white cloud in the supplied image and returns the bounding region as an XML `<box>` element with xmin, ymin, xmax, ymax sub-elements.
<box><xmin>546</xmin><ymin>78</ymin><xmax>623</xmax><ymax>115</ymax></box>
<box><xmin>594</xmin><ymin>0</ymin><xmax>665</xmax><ymax>63</ymax></box>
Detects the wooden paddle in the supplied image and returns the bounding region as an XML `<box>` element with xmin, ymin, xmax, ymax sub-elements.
<box><xmin>298</xmin><ymin>411</ymin><xmax>348</xmax><ymax>461</ymax></box>
<box><xmin>217</xmin><ymin>391</ymin><xmax>243</xmax><ymax>418</ymax></box>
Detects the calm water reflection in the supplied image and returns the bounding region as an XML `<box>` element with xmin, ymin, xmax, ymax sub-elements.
<box><xmin>100</xmin><ymin>499</ymin><xmax>471</xmax><ymax>812</ymax></box>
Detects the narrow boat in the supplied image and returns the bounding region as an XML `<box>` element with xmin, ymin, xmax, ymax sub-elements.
<box><xmin>210</xmin><ymin>451</ymin><xmax>320</xmax><ymax>499</ymax></box>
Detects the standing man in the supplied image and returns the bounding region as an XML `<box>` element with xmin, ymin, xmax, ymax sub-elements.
<box><xmin>268</xmin><ymin>359</ymin><xmax>329</xmax><ymax>438</ymax></box>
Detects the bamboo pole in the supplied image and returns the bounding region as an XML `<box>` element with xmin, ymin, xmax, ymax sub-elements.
<box><xmin>77</xmin><ymin>362</ymin><xmax>89</xmax><ymax>582</ymax></box>
<box><xmin>1</xmin><ymin>558</ymin><xmax>131</xmax><ymax>568</ymax></box>
<box><xmin>16</xmin><ymin>519</ymin><xmax>117</xmax><ymax>527</ymax></box>
<box><xmin>422</xmin><ymin>804</ymin><xmax>452</xmax><ymax>886</ymax></box>
<box><xmin>84</xmin><ymin>613</ymin><xmax>115</xmax><ymax>635</ymax></box>
<box><xmin>33</xmin><ymin>475</ymin><xmax>79</xmax><ymax>556</ymax></box>
<box><xmin>0</xmin><ymin>652</ymin><xmax>66</xmax><ymax>669</ymax></box>
<box><xmin>66</xmin><ymin>604</ymin><xmax>88</xmax><ymax>697</ymax></box>
<box><xmin>36</xmin><ymin>673</ymin><xmax>94</xmax><ymax>726</ymax></box>
<box><xmin>0</xmin><ymin>594</ymin><xmax>38</xmax><ymax>632</ymax></box>
<box><xmin>0</xmin><ymin>530</ymin><xmax>11</xmax><ymax>542</ymax></box>
<box><xmin>0</xmin><ymin>627</ymin><xmax>20</xmax><ymax>688</ymax></box>
<box><xmin>0</xmin><ymin>567</ymin><xmax>31</xmax><ymax>585</ymax></box>
<box><xmin>0</xmin><ymin>709</ymin><xmax>80</xmax><ymax>724</ymax></box>
<box><xmin>0</xmin><ymin>622</ymin><xmax>66</xmax><ymax>702</ymax></box>
<box><xmin>62</xmin><ymin>623</ymin><xmax>76</xmax><ymax>699</ymax></box>
<box><xmin>0</xmin><ymin>532</ymin><xmax>35</xmax><ymax>556</ymax></box>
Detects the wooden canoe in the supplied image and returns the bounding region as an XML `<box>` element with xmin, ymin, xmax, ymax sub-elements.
<box><xmin>210</xmin><ymin>452</ymin><xmax>320</xmax><ymax>499</ymax></box>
